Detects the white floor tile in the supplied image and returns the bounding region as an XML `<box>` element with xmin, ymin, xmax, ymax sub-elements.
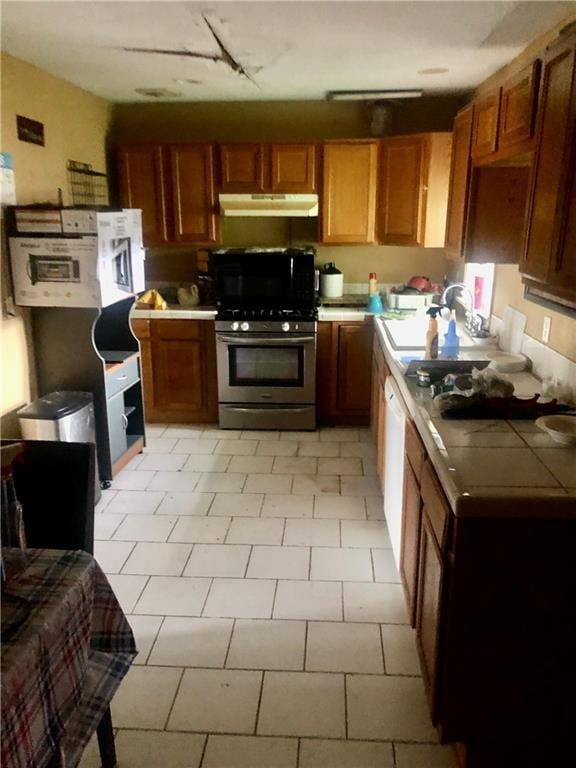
<box><xmin>298</xmin><ymin>442</ymin><xmax>340</xmax><ymax>457</ymax></box>
<box><xmin>147</xmin><ymin>471</ymin><xmax>202</xmax><ymax>492</ymax></box>
<box><xmin>127</xmin><ymin>614</ymin><xmax>163</xmax><ymax>665</ymax></box>
<box><xmin>272</xmin><ymin>456</ymin><xmax>318</xmax><ymax>475</ymax></box>
<box><xmin>340</xmin><ymin>475</ymin><xmax>383</xmax><ymax>497</ymax></box>
<box><xmin>366</xmin><ymin>497</ymin><xmax>385</xmax><ymax>519</ymax></box>
<box><xmin>244</xmin><ymin>473</ymin><xmax>293</xmax><ymax>494</ymax></box>
<box><xmin>202</xmin><ymin>735</ymin><xmax>297</xmax><ymax>768</ymax></box>
<box><xmin>280</xmin><ymin>431</ymin><xmax>320</xmax><ymax>441</ymax></box>
<box><xmin>247</xmin><ymin>546</ymin><xmax>310</xmax><ymax>579</ymax></box>
<box><xmin>226</xmin><ymin>517</ymin><xmax>285</xmax><ymax>545</ymax></box>
<box><xmin>216</xmin><ymin>439</ymin><xmax>258</xmax><ymax>455</ymax></box>
<box><xmin>341</xmin><ymin>520</ymin><xmax>392</xmax><ymax>548</ymax></box>
<box><xmin>299</xmin><ymin>739</ymin><xmax>394</xmax><ymax>768</ymax></box>
<box><xmin>347</xmin><ymin>675</ymin><xmax>437</xmax><ymax>741</ymax></box>
<box><xmin>362</xmin><ymin>458</ymin><xmax>378</xmax><ymax>475</ymax></box>
<box><xmin>209</xmin><ymin>492</ymin><xmax>263</xmax><ymax>517</ymax></box>
<box><xmin>164</xmin><ymin>426</ymin><xmax>206</xmax><ymax>438</ymax></box>
<box><xmin>320</xmin><ymin>428</ymin><xmax>359</xmax><ymax>442</ymax></box>
<box><xmin>172</xmin><ymin>437</ymin><xmax>218</xmax><ymax>454</ymax></box>
<box><xmin>195</xmin><ymin>472</ymin><xmax>247</xmax><ymax>493</ymax></box>
<box><xmin>381</xmin><ymin>625</ymin><xmax>421</xmax><ymax>676</ymax></box>
<box><xmin>144</xmin><ymin>424</ymin><xmax>167</xmax><ymax>438</ymax></box>
<box><xmin>111</xmin><ymin>731</ymin><xmax>206</xmax><ymax>768</ymax></box>
<box><xmin>261</xmin><ymin>494</ymin><xmax>314</xmax><ymax>518</ymax></box>
<box><xmin>258</xmin><ymin>671</ymin><xmax>345</xmax><ymax>737</ymax></box>
<box><xmin>113</xmin><ymin>514</ymin><xmax>177</xmax><ymax>542</ymax></box>
<box><xmin>155</xmin><ymin>491</ymin><xmax>214</xmax><ymax>516</ymax></box>
<box><xmin>169</xmin><ymin>516</ymin><xmax>230</xmax><ymax>544</ymax></box>
<box><xmin>112</xmin><ymin>470</ymin><xmax>156</xmax><ymax>491</ymax></box>
<box><xmin>310</xmin><ymin>548</ymin><xmax>373</xmax><ymax>581</ymax></box>
<box><xmin>123</xmin><ymin>454</ymin><xmax>144</xmax><ymax>471</ymax></box>
<box><xmin>184</xmin><ymin>544</ymin><xmax>250</xmax><ymax>578</ymax></box>
<box><xmin>341</xmin><ymin>441</ymin><xmax>377</xmax><ymax>459</ymax></box>
<box><xmin>94</xmin><ymin>513</ymin><xmax>125</xmax><ymax>540</ymax></box>
<box><xmin>227</xmin><ymin>619</ymin><xmax>306</xmax><ymax>671</ymax></box>
<box><xmin>167</xmin><ymin>668</ymin><xmax>262</xmax><ymax>733</ymax></box>
<box><xmin>137</xmin><ymin>453</ymin><xmax>188</xmax><ymax>472</ymax></box>
<box><xmin>240</xmin><ymin>430</ymin><xmax>281</xmax><ymax>441</ymax></box>
<box><xmin>122</xmin><ymin>542</ymin><xmax>192</xmax><ymax>576</ymax></box>
<box><xmin>228</xmin><ymin>455</ymin><xmax>275</xmax><ymax>473</ymax></box>
<box><xmin>372</xmin><ymin>549</ymin><xmax>400</xmax><ymax>582</ymax></box>
<box><xmin>134</xmin><ymin>576</ymin><xmax>211</xmax><ymax>616</ymax></box>
<box><xmin>148</xmin><ymin>616</ymin><xmax>234</xmax><ymax>667</ymax></box>
<box><xmin>106</xmin><ymin>574</ymin><xmax>148</xmax><ymax>613</ymax></box>
<box><xmin>202</xmin><ymin>429</ymin><xmax>243</xmax><ymax>440</ymax></box>
<box><xmin>318</xmin><ymin>458</ymin><xmax>363</xmax><ymax>476</ymax></box>
<box><xmin>94</xmin><ymin>540</ymin><xmax>134</xmax><ymax>574</ymax></box>
<box><xmin>394</xmin><ymin>743</ymin><xmax>458</xmax><ymax>768</ymax></box>
<box><xmin>314</xmin><ymin>496</ymin><xmax>366</xmax><ymax>520</ymax></box>
<box><xmin>203</xmin><ymin>578</ymin><xmax>276</xmax><ymax>619</ymax></box>
<box><xmin>256</xmin><ymin>441</ymin><xmax>298</xmax><ymax>457</ymax></box>
<box><xmin>183</xmin><ymin>454</ymin><xmax>231</xmax><ymax>472</ymax></box>
<box><xmin>274</xmin><ymin>580</ymin><xmax>342</xmax><ymax>621</ymax></box>
<box><xmin>283</xmin><ymin>518</ymin><xmax>340</xmax><ymax>547</ymax></box>
<box><xmin>106</xmin><ymin>490</ymin><xmax>165</xmax><ymax>516</ymax></box>
<box><xmin>111</xmin><ymin>665</ymin><xmax>182</xmax><ymax>729</ymax></box>
<box><xmin>306</xmin><ymin>621</ymin><xmax>383</xmax><ymax>673</ymax></box>
<box><xmin>142</xmin><ymin>437</ymin><xmax>178</xmax><ymax>453</ymax></box>
<box><xmin>343</xmin><ymin>582</ymin><xmax>409</xmax><ymax>624</ymax></box>
<box><xmin>94</xmin><ymin>488</ymin><xmax>117</xmax><ymax>513</ymax></box>
<box><xmin>292</xmin><ymin>475</ymin><xmax>340</xmax><ymax>495</ymax></box>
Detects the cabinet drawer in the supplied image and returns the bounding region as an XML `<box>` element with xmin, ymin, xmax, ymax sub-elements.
<box><xmin>420</xmin><ymin>460</ymin><xmax>451</xmax><ymax>549</ymax></box>
<box><xmin>405</xmin><ymin>419</ymin><xmax>426</xmax><ymax>483</ymax></box>
<box><xmin>105</xmin><ymin>357</ymin><xmax>140</xmax><ymax>399</ymax></box>
<box><xmin>152</xmin><ymin>319</ymin><xmax>203</xmax><ymax>341</ymax></box>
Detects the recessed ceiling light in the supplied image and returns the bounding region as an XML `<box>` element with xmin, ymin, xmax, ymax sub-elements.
<box><xmin>134</xmin><ymin>88</ymin><xmax>183</xmax><ymax>98</ymax></box>
<box><xmin>326</xmin><ymin>89</ymin><xmax>423</xmax><ymax>101</ymax></box>
<box><xmin>417</xmin><ymin>68</ymin><xmax>449</xmax><ymax>75</ymax></box>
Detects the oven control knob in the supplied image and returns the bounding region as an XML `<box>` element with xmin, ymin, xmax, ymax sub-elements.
<box><xmin>281</xmin><ymin>322</ymin><xmax>290</xmax><ymax>332</ymax></box>
<box><xmin>231</xmin><ymin>322</ymin><xmax>239</xmax><ymax>331</ymax></box>
<box><xmin>240</xmin><ymin>322</ymin><xmax>250</xmax><ymax>331</ymax></box>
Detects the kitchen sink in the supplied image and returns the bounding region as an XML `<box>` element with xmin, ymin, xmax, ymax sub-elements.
<box><xmin>403</xmin><ymin>358</ymin><xmax>490</xmax><ymax>378</ymax></box>
<box><xmin>380</xmin><ymin>316</ymin><xmax>496</xmax><ymax>351</ymax></box>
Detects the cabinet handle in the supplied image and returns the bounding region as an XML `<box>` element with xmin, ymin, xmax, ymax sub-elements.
<box><xmin>121</xmin><ymin>413</ymin><xmax>129</xmax><ymax>430</ymax></box>
<box><xmin>117</xmin><ymin>374</ymin><xmax>128</xmax><ymax>380</ymax></box>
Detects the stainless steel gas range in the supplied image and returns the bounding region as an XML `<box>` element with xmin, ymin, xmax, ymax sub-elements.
<box><xmin>211</xmin><ymin>248</ymin><xmax>318</xmax><ymax>430</ymax></box>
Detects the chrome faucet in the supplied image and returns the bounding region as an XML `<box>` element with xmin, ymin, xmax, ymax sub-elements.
<box><xmin>440</xmin><ymin>282</ymin><xmax>484</xmax><ymax>335</ymax></box>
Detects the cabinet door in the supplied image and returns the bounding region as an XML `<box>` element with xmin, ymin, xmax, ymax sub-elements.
<box><xmin>335</xmin><ymin>321</ymin><xmax>374</xmax><ymax>416</ymax></box>
<box><xmin>400</xmin><ymin>458</ymin><xmax>422</xmax><ymax>627</ymax></box>
<box><xmin>321</xmin><ymin>143</ymin><xmax>378</xmax><ymax>244</ymax></box>
<box><xmin>107</xmin><ymin>391</ymin><xmax>128</xmax><ymax>465</ymax></box>
<box><xmin>118</xmin><ymin>145</ymin><xmax>168</xmax><ymax>245</ymax></box>
<box><xmin>169</xmin><ymin>144</ymin><xmax>219</xmax><ymax>244</ymax></box>
<box><xmin>523</xmin><ymin>33</ymin><xmax>576</xmax><ymax>288</ymax></box>
<box><xmin>131</xmin><ymin>319</ymin><xmax>154</xmax><ymax>420</ymax></box>
<box><xmin>379</xmin><ymin>136</ymin><xmax>426</xmax><ymax>245</ymax></box>
<box><xmin>270</xmin><ymin>144</ymin><xmax>316</xmax><ymax>192</ymax></box>
<box><xmin>498</xmin><ymin>61</ymin><xmax>540</xmax><ymax>151</ymax></box>
<box><xmin>471</xmin><ymin>90</ymin><xmax>501</xmax><ymax>159</ymax></box>
<box><xmin>445</xmin><ymin>105</ymin><xmax>474</xmax><ymax>258</ymax></box>
<box><xmin>150</xmin><ymin>320</ymin><xmax>217</xmax><ymax>423</ymax></box>
<box><xmin>219</xmin><ymin>143</ymin><xmax>266</xmax><ymax>192</ymax></box>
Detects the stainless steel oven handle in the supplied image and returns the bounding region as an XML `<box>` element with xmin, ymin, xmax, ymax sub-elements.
<box><xmin>224</xmin><ymin>406</ymin><xmax>313</xmax><ymax>414</ymax></box>
<box><xmin>216</xmin><ymin>335</ymin><xmax>315</xmax><ymax>345</ymax></box>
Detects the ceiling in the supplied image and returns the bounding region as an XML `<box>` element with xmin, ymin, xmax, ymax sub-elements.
<box><xmin>2</xmin><ymin>1</ymin><xmax>575</xmax><ymax>102</ymax></box>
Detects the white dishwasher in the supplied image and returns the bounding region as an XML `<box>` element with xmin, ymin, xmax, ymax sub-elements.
<box><xmin>383</xmin><ymin>376</ymin><xmax>407</xmax><ymax>570</ymax></box>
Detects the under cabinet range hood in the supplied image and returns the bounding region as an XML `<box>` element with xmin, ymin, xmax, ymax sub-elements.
<box><xmin>218</xmin><ymin>193</ymin><xmax>319</xmax><ymax>217</ymax></box>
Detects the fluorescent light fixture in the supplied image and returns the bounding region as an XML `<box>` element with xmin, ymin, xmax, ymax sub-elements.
<box><xmin>326</xmin><ymin>89</ymin><xmax>423</xmax><ymax>101</ymax></box>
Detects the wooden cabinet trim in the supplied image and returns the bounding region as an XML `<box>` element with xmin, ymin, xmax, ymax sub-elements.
<box><xmin>471</xmin><ymin>90</ymin><xmax>502</xmax><ymax>159</ymax></box>
<box><xmin>270</xmin><ymin>143</ymin><xmax>317</xmax><ymax>193</ymax></box>
<box><xmin>219</xmin><ymin>143</ymin><xmax>266</xmax><ymax>192</ymax></box>
<box><xmin>118</xmin><ymin>145</ymin><xmax>169</xmax><ymax>245</ymax></box>
<box><xmin>405</xmin><ymin>419</ymin><xmax>426</xmax><ymax>483</ymax></box>
<box><xmin>420</xmin><ymin>460</ymin><xmax>452</xmax><ymax>550</ymax></box>
<box><xmin>169</xmin><ymin>144</ymin><xmax>219</xmax><ymax>244</ymax></box>
<box><xmin>400</xmin><ymin>457</ymin><xmax>422</xmax><ymax>626</ymax></box>
<box><xmin>498</xmin><ymin>60</ymin><xmax>541</xmax><ymax>150</ymax></box>
<box><xmin>444</xmin><ymin>104</ymin><xmax>474</xmax><ymax>259</ymax></box>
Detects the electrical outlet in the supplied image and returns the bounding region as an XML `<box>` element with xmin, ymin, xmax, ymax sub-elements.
<box><xmin>542</xmin><ymin>316</ymin><xmax>551</xmax><ymax>344</ymax></box>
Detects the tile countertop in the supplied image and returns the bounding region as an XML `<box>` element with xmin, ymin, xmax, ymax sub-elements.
<box><xmin>373</xmin><ymin>318</ymin><xmax>576</xmax><ymax>517</ymax></box>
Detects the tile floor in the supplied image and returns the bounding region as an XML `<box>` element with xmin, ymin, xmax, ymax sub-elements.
<box><xmin>82</xmin><ymin>425</ymin><xmax>457</xmax><ymax>768</ymax></box>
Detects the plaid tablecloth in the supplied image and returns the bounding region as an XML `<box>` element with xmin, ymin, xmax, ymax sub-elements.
<box><xmin>1</xmin><ymin>548</ymin><xmax>136</xmax><ymax>768</ymax></box>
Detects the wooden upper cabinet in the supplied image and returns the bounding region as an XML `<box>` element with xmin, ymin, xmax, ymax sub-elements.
<box><xmin>498</xmin><ymin>61</ymin><xmax>540</xmax><ymax>151</ymax></box>
<box><xmin>471</xmin><ymin>90</ymin><xmax>501</xmax><ymax>159</ymax></box>
<box><xmin>321</xmin><ymin>142</ymin><xmax>378</xmax><ymax>244</ymax></box>
<box><xmin>219</xmin><ymin>143</ymin><xmax>266</xmax><ymax>192</ymax></box>
<box><xmin>169</xmin><ymin>144</ymin><xmax>219</xmax><ymax>244</ymax></box>
<box><xmin>219</xmin><ymin>143</ymin><xmax>317</xmax><ymax>193</ymax></box>
<box><xmin>379</xmin><ymin>136</ymin><xmax>426</xmax><ymax>246</ymax></box>
<box><xmin>118</xmin><ymin>145</ymin><xmax>168</xmax><ymax>246</ymax></box>
<box><xmin>379</xmin><ymin>133</ymin><xmax>452</xmax><ymax>248</ymax></box>
<box><xmin>270</xmin><ymin>143</ymin><xmax>316</xmax><ymax>192</ymax></box>
<box><xmin>444</xmin><ymin>105</ymin><xmax>474</xmax><ymax>259</ymax></box>
<box><xmin>523</xmin><ymin>31</ymin><xmax>576</xmax><ymax>293</ymax></box>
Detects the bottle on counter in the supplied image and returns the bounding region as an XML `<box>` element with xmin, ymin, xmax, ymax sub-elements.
<box><xmin>366</xmin><ymin>272</ymin><xmax>384</xmax><ymax>313</ymax></box>
<box><xmin>442</xmin><ymin>309</ymin><xmax>460</xmax><ymax>359</ymax></box>
<box><xmin>424</xmin><ymin>305</ymin><xmax>443</xmax><ymax>360</ymax></box>
<box><xmin>369</xmin><ymin>272</ymin><xmax>378</xmax><ymax>296</ymax></box>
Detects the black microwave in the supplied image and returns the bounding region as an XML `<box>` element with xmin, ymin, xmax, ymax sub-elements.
<box><xmin>211</xmin><ymin>248</ymin><xmax>316</xmax><ymax>312</ymax></box>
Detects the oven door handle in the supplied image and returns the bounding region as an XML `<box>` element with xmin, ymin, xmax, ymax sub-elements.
<box><xmin>216</xmin><ymin>335</ymin><xmax>316</xmax><ymax>345</ymax></box>
<box><xmin>223</xmin><ymin>406</ymin><xmax>314</xmax><ymax>414</ymax></box>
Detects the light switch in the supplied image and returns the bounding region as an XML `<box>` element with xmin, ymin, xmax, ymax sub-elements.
<box><xmin>542</xmin><ymin>316</ymin><xmax>551</xmax><ymax>344</ymax></box>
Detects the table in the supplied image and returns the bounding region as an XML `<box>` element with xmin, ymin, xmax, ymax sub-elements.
<box><xmin>1</xmin><ymin>548</ymin><xmax>136</xmax><ymax>768</ymax></box>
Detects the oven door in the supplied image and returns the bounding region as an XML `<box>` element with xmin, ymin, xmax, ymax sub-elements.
<box><xmin>216</xmin><ymin>333</ymin><xmax>316</xmax><ymax>404</ymax></box>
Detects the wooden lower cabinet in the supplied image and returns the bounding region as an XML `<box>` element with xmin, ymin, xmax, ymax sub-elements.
<box><xmin>370</xmin><ymin>334</ymin><xmax>389</xmax><ymax>491</ymax></box>
<box><xmin>317</xmin><ymin>319</ymin><xmax>374</xmax><ymax>425</ymax></box>
<box><xmin>400</xmin><ymin>457</ymin><xmax>422</xmax><ymax>625</ymax></box>
<box><xmin>131</xmin><ymin>318</ymin><xmax>218</xmax><ymax>424</ymax></box>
